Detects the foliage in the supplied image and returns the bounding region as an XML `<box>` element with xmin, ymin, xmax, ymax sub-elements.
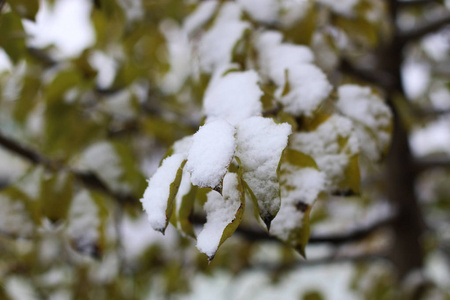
<box><xmin>0</xmin><ymin>0</ymin><xmax>449</xmax><ymax>299</ymax></box>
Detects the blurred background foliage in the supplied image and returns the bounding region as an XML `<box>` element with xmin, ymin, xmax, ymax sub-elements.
<box><xmin>0</xmin><ymin>0</ymin><xmax>449</xmax><ymax>299</ymax></box>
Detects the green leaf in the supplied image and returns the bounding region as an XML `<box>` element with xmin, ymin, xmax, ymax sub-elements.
<box><xmin>174</xmin><ymin>171</ymin><xmax>197</xmax><ymax>237</ymax></box>
<box><xmin>271</xmin><ymin>152</ymin><xmax>326</xmax><ymax>257</ymax></box>
<box><xmin>341</xmin><ymin>154</ymin><xmax>361</xmax><ymax>194</ymax></box>
<box><xmin>39</xmin><ymin>171</ymin><xmax>74</xmax><ymax>222</ymax></box>
<box><xmin>6</xmin><ymin>0</ymin><xmax>39</xmax><ymax>21</ymax></box>
<box><xmin>0</xmin><ymin>12</ymin><xmax>27</xmax><ymax>63</ymax></box>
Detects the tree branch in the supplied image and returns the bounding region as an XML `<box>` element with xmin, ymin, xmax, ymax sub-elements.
<box><xmin>0</xmin><ymin>131</ymin><xmax>136</xmax><ymax>204</ymax></box>
<box><xmin>398</xmin><ymin>12</ymin><xmax>450</xmax><ymax>45</ymax></box>
<box><xmin>249</xmin><ymin>253</ymin><xmax>389</xmax><ymax>271</ymax></box>
<box><xmin>191</xmin><ymin>213</ymin><xmax>395</xmax><ymax>245</ymax></box>
<box><xmin>414</xmin><ymin>156</ymin><xmax>450</xmax><ymax>172</ymax></box>
<box><xmin>339</xmin><ymin>58</ymin><xmax>395</xmax><ymax>89</ymax></box>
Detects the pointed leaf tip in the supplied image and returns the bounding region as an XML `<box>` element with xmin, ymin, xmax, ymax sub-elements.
<box><xmin>296</xmin><ymin>245</ymin><xmax>307</xmax><ymax>259</ymax></box>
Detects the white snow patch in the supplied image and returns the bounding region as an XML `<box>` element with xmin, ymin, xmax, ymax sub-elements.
<box><xmin>23</xmin><ymin>0</ymin><xmax>94</xmax><ymax>58</ymax></box>
<box><xmin>271</xmin><ymin>167</ymin><xmax>325</xmax><ymax>242</ymax></box>
<box><xmin>337</xmin><ymin>84</ymin><xmax>392</xmax><ymax>160</ymax></box>
<box><xmin>186</xmin><ymin>120</ymin><xmax>236</xmax><ymax>189</ymax></box>
<box><xmin>316</xmin><ymin>0</ymin><xmax>358</xmax><ymax>17</ymax></box>
<box><xmin>236</xmin><ymin>117</ymin><xmax>291</xmax><ymax>221</ymax></box>
<box><xmin>204</xmin><ymin>70</ymin><xmax>263</xmax><ymax>125</ymax></box>
<box><xmin>141</xmin><ymin>154</ymin><xmax>185</xmax><ymax>231</ymax></box>
<box><xmin>410</xmin><ymin>117</ymin><xmax>450</xmax><ymax>156</ymax></box>
<box><xmin>197</xmin><ymin>3</ymin><xmax>249</xmax><ymax>73</ymax></box>
<box><xmin>67</xmin><ymin>191</ymin><xmax>100</xmax><ymax>246</ymax></box>
<box><xmin>237</xmin><ymin>0</ymin><xmax>278</xmax><ymax>24</ymax></box>
<box><xmin>402</xmin><ymin>61</ymin><xmax>430</xmax><ymax>100</ymax></box>
<box><xmin>290</xmin><ymin>115</ymin><xmax>359</xmax><ymax>189</ymax></box>
<box><xmin>278</xmin><ymin>64</ymin><xmax>332</xmax><ymax>116</ymax></box>
<box><xmin>196</xmin><ymin>173</ymin><xmax>241</xmax><ymax>258</ymax></box>
<box><xmin>183</xmin><ymin>1</ymin><xmax>219</xmax><ymax>36</ymax></box>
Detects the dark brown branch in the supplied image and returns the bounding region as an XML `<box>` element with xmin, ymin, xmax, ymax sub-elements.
<box><xmin>0</xmin><ymin>131</ymin><xmax>136</xmax><ymax>204</ymax></box>
<box><xmin>398</xmin><ymin>12</ymin><xmax>450</xmax><ymax>45</ymax></box>
<box><xmin>414</xmin><ymin>156</ymin><xmax>450</xmax><ymax>172</ymax></box>
<box><xmin>398</xmin><ymin>0</ymin><xmax>444</xmax><ymax>7</ymax></box>
<box><xmin>339</xmin><ymin>58</ymin><xmax>395</xmax><ymax>89</ymax></box>
<box><xmin>0</xmin><ymin>132</ymin><xmax>56</xmax><ymax>169</ymax></box>
<box><xmin>191</xmin><ymin>213</ymin><xmax>395</xmax><ymax>245</ymax></box>
<box><xmin>249</xmin><ymin>253</ymin><xmax>388</xmax><ymax>271</ymax></box>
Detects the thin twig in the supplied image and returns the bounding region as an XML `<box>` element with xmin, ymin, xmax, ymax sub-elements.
<box><xmin>398</xmin><ymin>12</ymin><xmax>450</xmax><ymax>45</ymax></box>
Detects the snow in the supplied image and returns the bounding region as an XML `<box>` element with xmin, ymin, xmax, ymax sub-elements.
<box><xmin>22</xmin><ymin>0</ymin><xmax>94</xmax><ymax>58</ymax></box>
<box><xmin>160</xmin><ymin>20</ymin><xmax>192</xmax><ymax>94</ymax></box>
<box><xmin>337</xmin><ymin>84</ymin><xmax>392</xmax><ymax>160</ymax></box>
<box><xmin>197</xmin><ymin>2</ymin><xmax>249</xmax><ymax>73</ymax></box>
<box><xmin>67</xmin><ymin>190</ymin><xmax>100</xmax><ymax>246</ymax></box>
<box><xmin>256</xmin><ymin>31</ymin><xmax>314</xmax><ymax>85</ymax></box>
<box><xmin>271</xmin><ymin>167</ymin><xmax>325</xmax><ymax>242</ymax></box>
<box><xmin>422</xmin><ymin>31</ymin><xmax>450</xmax><ymax>61</ymax></box>
<box><xmin>89</xmin><ymin>51</ymin><xmax>118</xmax><ymax>89</ymax></box>
<box><xmin>279</xmin><ymin>0</ymin><xmax>310</xmax><ymax>27</ymax></box>
<box><xmin>290</xmin><ymin>115</ymin><xmax>359</xmax><ymax>189</ymax></box>
<box><xmin>186</xmin><ymin>120</ymin><xmax>236</xmax><ymax>189</ymax></box>
<box><xmin>196</xmin><ymin>173</ymin><xmax>241</xmax><ymax>258</ymax></box>
<box><xmin>236</xmin><ymin>117</ymin><xmax>292</xmax><ymax>224</ymax></box>
<box><xmin>174</xmin><ymin>170</ymin><xmax>193</xmax><ymax>229</ymax></box>
<box><xmin>316</xmin><ymin>0</ymin><xmax>358</xmax><ymax>17</ymax></box>
<box><xmin>203</xmin><ymin>70</ymin><xmax>263</xmax><ymax>125</ymax></box>
<box><xmin>402</xmin><ymin>61</ymin><xmax>431</xmax><ymax>100</ymax></box>
<box><xmin>183</xmin><ymin>1</ymin><xmax>219</xmax><ymax>36</ymax></box>
<box><xmin>410</xmin><ymin>117</ymin><xmax>450</xmax><ymax>156</ymax></box>
<box><xmin>76</xmin><ymin>142</ymin><xmax>130</xmax><ymax>193</ymax></box>
<box><xmin>141</xmin><ymin>153</ymin><xmax>185</xmax><ymax>232</ymax></box>
<box><xmin>236</xmin><ymin>0</ymin><xmax>278</xmax><ymax>24</ymax></box>
<box><xmin>278</xmin><ymin>64</ymin><xmax>332</xmax><ymax>116</ymax></box>
<box><xmin>172</xmin><ymin>135</ymin><xmax>193</xmax><ymax>157</ymax></box>
<box><xmin>0</xmin><ymin>195</ymin><xmax>34</xmax><ymax>237</ymax></box>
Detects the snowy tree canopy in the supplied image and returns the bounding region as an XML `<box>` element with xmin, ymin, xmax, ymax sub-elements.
<box><xmin>140</xmin><ymin>1</ymin><xmax>393</xmax><ymax>259</ymax></box>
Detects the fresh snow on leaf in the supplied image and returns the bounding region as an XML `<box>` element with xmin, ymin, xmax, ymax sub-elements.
<box><xmin>196</xmin><ymin>173</ymin><xmax>243</xmax><ymax>259</ymax></box>
<box><xmin>186</xmin><ymin>120</ymin><xmax>236</xmax><ymax>190</ymax></box>
<box><xmin>204</xmin><ymin>70</ymin><xmax>263</xmax><ymax>125</ymax></box>
<box><xmin>0</xmin><ymin>195</ymin><xmax>34</xmax><ymax>238</ymax></box>
<box><xmin>316</xmin><ymin>0</ymin><xmax>359</xmax><ymax>17</ymax></box>
<box><xmin>271</xmin><ymin>166</ymin><xmax>325</xmax><ymax>253</ymax></box>
<box><xmin>236</xmin><ymin>0</ymin><xmax>278</xmax><ymax>24</ymax></box>
<box><xmin>67</xmin><ymin>190</ymin><xmax>100</xmax><ymax>249</ymax></box>
<box><xmin>256</xmin><ymin>31</ymin><xmax>314</xmax><ymax>86</ymax></box>
<box><xmin>183</xmin><ymin>1</ymin><xmax>219</xmax><ymax>36</ymax></box>
<box><xmin>290</xmin><ymin>115</ymin><xmax>359</xmax><ymax>190</ymax></box>
<box><xmin>141</xmin><ymin>154</ymin><xmax>185</xmax><ymax>232</ymax></box>
<box><xmin>236</xmin><ymin>116</ymin><xmax>292</xmax><ymax>227</ymax></box>
<box><xmin>278</xmin><ymin>64</ymin><xmax>332</xmax><ymax>116</ymax></box>
<box><xmin>172</xmin><ymin>135</ymin><xmax>193</xmax><ymax>157</ymax></box>
<box><xmin>198</xmin><ymin>3</ymin><xmax>249</xmax><ymax>73</ymax></box>
<box><xmin>337</xmin><ymin>84</ymin><xmax>392</xmax><ymax>160</ymax></box>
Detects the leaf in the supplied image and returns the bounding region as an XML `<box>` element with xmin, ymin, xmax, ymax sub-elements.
<box><xmin>141</xmin><ymin>154</ymin><xmax>186</xmax><ymax>234</ymax></box>
<box><xmin>196</xmin><ymin>173</ymin><xmax>245</xmax><ymax>260</ymax></box>
<box><xmin>341</xmin><ymin>154</ymin><xmax>361</xmax><ymax>195</ymax></box>
<box><xmin>39</xmin><ymin>170</ymin><xmax>74</xmax><ymax>222</ymax></box>
<box><xmin>174</xmin><ymin>171</ymin><xmax>197</xmax><ymax>237</ymax></box>
<box><xmin>271</xmin><ymin>159</ymin><xmax>326</xmax><ymax>257</ymax></box>
<box><xmin>236</xmin><ymin>116</ymin><xmax>291</xmax><ymax>229</ymax></box>
<box><xmin>185</xmin><ymin>119</ymin><xmax>236</xmax><ymax>191</ymax></box>
<box><xmin>337</xmin><ymin>84</ymin><xmax>393</xmax><ymax>161</ymax></box>
<box><xmin>6</xmin><ymin>0</ymin><xmax>39</xmax><ymax>21</ymax></box>
<box><xmin>0</xmin><ymin>12</ymin><xmax>27</xmax><ymax>63</ymax></box>
<box><xmin>67</xmin><ymin>190</ymin><xmax>108</xmax><ymax>258</ymax></box>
